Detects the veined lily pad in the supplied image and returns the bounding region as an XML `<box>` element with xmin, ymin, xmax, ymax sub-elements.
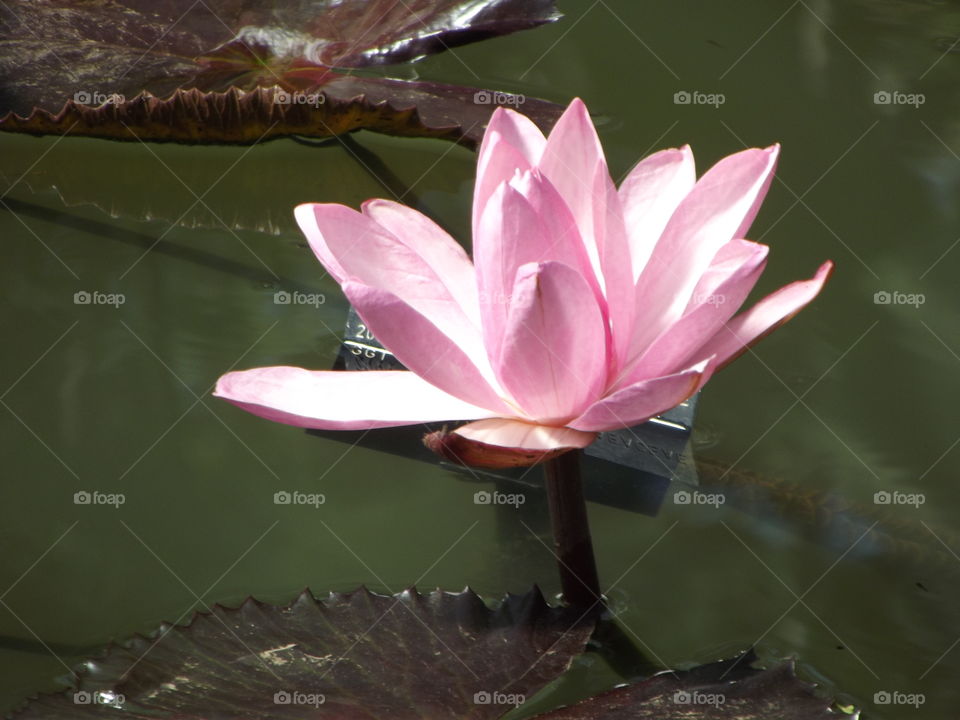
<box><xmin>0</xmin><ymin>0</ymin><xmax>563</xmax><ymax>146</ymax></box>
<box><xmin>12</xmin><ymin>586</ymin><xmax>594</xmax><ymax>719</ymax></box>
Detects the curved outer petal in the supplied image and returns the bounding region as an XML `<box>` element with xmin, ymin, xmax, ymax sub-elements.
<box><xmin>294</xmin><ymin>202</ymin><xmax>487</xmax><ymax>374</ymax></box>
<box><xmin>452</xmin><ymin>418</ymin><xmax>596</xmax><ymax>451</ymax></box>
<box><xmin>473</xmin><ymin>108</ymin><xmax>546</xmax><ymax>239</ymax></box>
<box><xmin>342</xmin><ymin>282</ymin><xmax>512</xmax><ymax>414</ymax></box>
<box><xmin>569</xmin><ymin>359</ymin><xmax>710</xmax><ymax>432</ymax></box>
<box><xmin>214</xmin><ymin>368</ymin><xmax>498</xmax><ymax>430</ymax></box>
<box><xmin>496</xmin><ymin>261</ymin><xmax>607</xmax><ymax>423</ymax></box>
<box><xmin>627</xmin><ymin>145</ymin><xmax>780</xmax><ymax>363</ymax></box>
<box><xmin>621</xmin><ymin>239</ymin><xmax>769</xmax><ymax>383</ymax></box>
<box><xmin>688</xmin><ymin>261</ymin><xmax>834</xmax><ymax>370</ymax></box>
<box><xmin>474</xmin><ymin>171</ymin><xmax>600</xmax><ymax>362</ymax></box>
<box><xmin>619</xmin><ymin>145</ymin><xmax>696</xmax><ymax>282</ymax></box>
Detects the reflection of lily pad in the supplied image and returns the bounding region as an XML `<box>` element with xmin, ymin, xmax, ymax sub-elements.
<box><xmin>12</xmin><ymin>586</ymin><xmax>594</xmax><ymax>719</ymax></box>
<box><xmin>0</xmin><ymin>0</ymin><xmax>563</xmax><ymax>145</ymax></box>
<box><xmin>537</xmin><ymin>653</ymin><xmax>851</xmax><ymax>719</ymax></box>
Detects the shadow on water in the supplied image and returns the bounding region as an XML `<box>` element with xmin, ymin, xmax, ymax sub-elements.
<box><xmin>0</xmin><ymin>197</ymin><xmax>321</xmax><ymax>295</ymax></box>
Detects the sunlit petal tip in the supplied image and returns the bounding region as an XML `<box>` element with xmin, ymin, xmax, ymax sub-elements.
<box><xmin>215</xmin><ymin>367</ymin><xmax>498</xmax><ymax>430</ymax></box>
<box><xmin>424</xmin><ymin>418</ymin><xmax>596</xmax><ymax>468</ymax></box>
<box><xmin>551</xmin><ymin>97</ymin><xmax>597</xmax><ymax>143</ymax></box>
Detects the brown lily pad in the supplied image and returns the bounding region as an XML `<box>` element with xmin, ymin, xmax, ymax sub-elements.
<box><xmin>11</xmin><ymin>586</ymin><xmax>594</xmax><ymax>719</ymax></box>
<box><xmin>0</xmin><ymin>0</ymin><xmax>563</xmax><ymax>146</ymax></box>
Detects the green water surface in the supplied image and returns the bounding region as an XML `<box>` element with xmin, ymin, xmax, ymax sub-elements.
<box><xmin>2</xmin><ymin>1</ymin><xmax>960</xmax><ymax>717</ymax></box>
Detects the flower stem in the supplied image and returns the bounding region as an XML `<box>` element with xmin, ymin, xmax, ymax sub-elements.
<box><xmin>543</xmin><ymin>450</ymin><xmax>602</xmax><ymax>609</ymax></box>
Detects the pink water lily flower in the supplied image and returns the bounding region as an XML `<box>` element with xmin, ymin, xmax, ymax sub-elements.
<box><xmin>215</xmin><ymin>98</ymin><xmax>832</xmax><ymax>463</ymax></box>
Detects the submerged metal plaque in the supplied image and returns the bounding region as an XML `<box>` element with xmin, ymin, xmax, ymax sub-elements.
<box><xmin>314</xmin><ymin>308</ymin><xmax>700</xmax><ymax>515</ymax></box>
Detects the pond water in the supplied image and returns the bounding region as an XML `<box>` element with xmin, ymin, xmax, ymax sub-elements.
<box><xmin>2</xmin><ymin>0</ymin><xmax>960</xmax><ymax>716</ymax></box>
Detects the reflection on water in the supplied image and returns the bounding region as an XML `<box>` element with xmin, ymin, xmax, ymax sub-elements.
<box><xmin>2</xmin><ymin>0</ymin><xmax>960</xmax><ymax>717</ymax></box>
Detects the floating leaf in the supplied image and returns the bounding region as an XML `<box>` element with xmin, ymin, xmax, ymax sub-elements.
<box><xmin>0</xmin><ymin>0</ymin><xmax>563</xmax><ymax>145</ymax></box>
<box><xmin>534</xmin><ymin>653</ymin><xmax>853</xmax><ymax>719</ymax></box>
<box><xmin>0</xmin><ymin>81</ymin><xmax>564</xmax><ymax>148</ymax></box>
<box><xmin>12</xmin><ymin>586</ymin><xmax>594</xmax><ymax>719</ymax></box>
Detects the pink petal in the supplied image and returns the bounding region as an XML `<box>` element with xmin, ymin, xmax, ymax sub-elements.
<box><xmin>690</xmin><ymin>261</ymin><xmax>834</xmax><ymax>369</ymax></box>
<box><xmin>473</xmin><ymin>109</ymin><xmax>546</xmax><ymax>240</ymax></box>
<box><xmin>360</xmin><ymin>199</ymin><xmax>480</xmax><ymax>326</ymax></box>
<box><xmin>622</xmin><ymin>240</ymin><xmax>769</xmax><ymax>383</ymax></box>
<box><xmin>496</xmin><ymin>261</ymin><xmax>608</xmax><ymax>423</ymax></box>
<box><xmin>342</xmin><ymin>282</ymin><xmax>511</xmax><ymax>414</ymax></box>
<box><xmin>474</xmin><ymin>170</ymin><xmax>600</xmax><ymax>360</ymax></box>
<box><xmin>628</xmin><ymin>145</ymin><xmax>780</xmax><ymax>362</ymax></box>
<box><xmin>536</xmin><ymin>99</ymin><xmax>634</xmax><ymax>370</ymax></box>
<box><xmin>214</xmin><ymin>368</ymin><xmax>497</xmax><ymax>430</ymax></box>
<box><xmin>592</xmin><ymin>168</ymin><xmax>635</xmax><ymax>371</ymax></box>
<box><xmin>619</xmin><ymin>146</ymin><xmax>696</xmax><ymax>282</ymax></box>
<box><xmin>569</xmin><ymin>359</ymin><xmax>710</xmax><ymax>432</ymax></box>
<box><xmin>453</xmin><ymin>418</ymin><xmax>595</xmax><ymax>451</ymax></box>
<box><xmin>538</xmin><ymin>98</ymin><xmax>608</xmax><ymax>274</ymax></box>
<box><xmin>481</xmin><ymin>107</ymin><xmax>547</xmax><ymax>165</ymax></box>
<box><xmin>294</xmin><ymin>202</ymin><xmax>484</xmax><ymax>368</ymax></box>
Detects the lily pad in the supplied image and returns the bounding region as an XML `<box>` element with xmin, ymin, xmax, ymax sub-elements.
<box><xmin>12</xmin><ymin>586</ymin><xmax>594</xmax><ymax>719</ymax></box>
<box><xmin>0</xmin><ymin>0</ymin><xmax>563</xmax><ymax>146</ymax></box>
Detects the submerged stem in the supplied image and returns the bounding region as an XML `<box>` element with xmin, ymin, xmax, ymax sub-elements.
<box><xmin>543</xmin><ymin>450</ymin><xmax>603</xmax><ymax>609</ymax></box>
